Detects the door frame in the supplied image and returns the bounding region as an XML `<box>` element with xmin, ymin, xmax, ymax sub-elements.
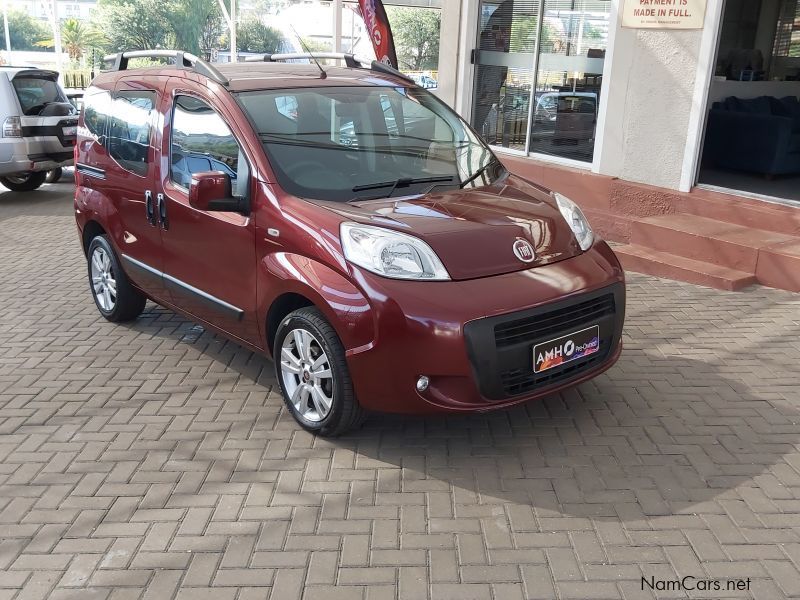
<box><xmin>681</xmin><ymin>0</ymin><xmax>728</xmax><ymax>192</ymax></box>
<box><xmin>457</xmin><ymin>0</ymin><xmax>616</xmax><ymax>170</ymax></box>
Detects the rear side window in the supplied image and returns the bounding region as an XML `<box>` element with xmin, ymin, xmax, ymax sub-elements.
<box><xmin>12</xmin><ymin>76</ymin><xmax>68</xmax><ymax>115</ymax></box>
<box><xmin>108</xmin><ymin>91</ymin><xmax>155</xmax><ymax>177</ymax></box>
<box><xmin>170</xmin><ymin>95</ymin><xmax>249</xmax><ymax>198</ymax></box>
<box><xmin>82</xmin><ymin>88</ymin><xmax>111</xmax><ymax>139</ymax></box>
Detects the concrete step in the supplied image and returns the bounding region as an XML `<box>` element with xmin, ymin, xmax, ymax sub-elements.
<box><xmin>756</xmin><ymin>239</ymin><xmax>800</xmax><ymax>293</ymax></box>
<box><xmin>684</xmin><ymin>189</ymin><xmax>800</xmax><ymax>236</ymax></box>
<box><xmin>614</xmin><ymin>244</ymin><xmax>758</xmax><ymax>291</ymax></box>
<box><xmin>584</xmin><ymin>209</ymin><xmax>634</xmax><ymax>243</ymax></box>
<box><xmin>631</xmin><ymin>214</ymin><xmax>797</xmax><ymax>272</ymax></box>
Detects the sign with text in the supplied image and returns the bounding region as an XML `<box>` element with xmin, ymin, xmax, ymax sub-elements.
<box><xmin>622</xmin><ymin>0</ymin><xmax>707</xmax><ymax>29</ymax></box>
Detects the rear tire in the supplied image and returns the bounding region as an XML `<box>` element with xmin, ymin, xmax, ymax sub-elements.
<box><xmin>45</xmin><ymin>168</ymin><xmax>62</xmax><ymax>184</ymax></box>
<box><xmin>0</xmin><ymin>171</ymin><xmax>47</xmax><ymax>191</ymax></box>
<box><xmin>274</xmin><ymin>307</ymin><xmax>364</xmax><ymax>436</ymax></box>
<box><xmin>87</xmin><ymin>235</ymin><xmax>146</xmax><ymax>322</ymax></box>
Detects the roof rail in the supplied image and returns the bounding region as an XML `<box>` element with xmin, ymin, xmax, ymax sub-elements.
<box><xmin>244</xmin><ymin>52</ymin><xmax>415</xmax><ymax>84</ymax></box>
<box><xmin>103</xmin><ymin>50</ymin><xmax>228</xmax><ymax>86</ymax></box>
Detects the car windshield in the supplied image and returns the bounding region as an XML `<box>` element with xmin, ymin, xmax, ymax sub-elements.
<box><xmin>236</xmin><ymin>86</ymin><xmax>504</xmax><ymax>202</ymax></box>
<box><xmin>12</xmin><ymin>75</ymin><xmax>68</xmax><ymax>116</ymax></box>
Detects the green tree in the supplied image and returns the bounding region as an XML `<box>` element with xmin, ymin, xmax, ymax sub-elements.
<box><xmin>385</xmin><ymin>7</ymin><xmax>440</xmax><ymax>71</ymax></box>
<box><xmin>509</xmin><ymin>16</ymin><xmax>562</xmax><ymax>54</ymax></box>
<box><xmin>223</xmin><ymin>18</ymin><xmax>282</xmax><ymax>54</ymax></box>
<box><xmin>0</xmin><ymin>10</ymin><xmax>50</xmax><ymax>51</ymax></box>
<box><xmin>36</xmin><ymin>18</ymin><xmax>105</xmax><ymax>62</ymax></box>
<box><xmin>171</xmin><ymin>0</ymin><xmax>223</xmax><ymax>56</ymax></box>
<box><xmin>91</xmin><ymin>0</ymin><xmax>173</xmax><ymax>53</ymax></box>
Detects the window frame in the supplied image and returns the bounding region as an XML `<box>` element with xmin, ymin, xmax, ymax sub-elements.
<box><xmin>168</xmin><ymin>92</ymin><xmax>251</xmax><ymax>200</ymax></box>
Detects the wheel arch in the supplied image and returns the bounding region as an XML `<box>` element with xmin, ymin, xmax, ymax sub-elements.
<box><xmin>260</xmin><ymin>253</ymin><xmax>376</xmax><ymax>358</ymax></box>
<box><xmin>266</xmin><ymin>292</ymin><xmax>315</xmax><ymax>356</ymax></box>
<box><xmin>82</xmin><ymin>220</ymin><xmax>107</xmax><ymax>256</ymax></box>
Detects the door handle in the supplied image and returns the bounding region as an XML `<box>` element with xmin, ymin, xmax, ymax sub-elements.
<box><xmin>145</xmin><ymin>190</ymin><xmax>156</xmax><ymax>226</ymax></box>
<box><xmin>156</xmin><ymin>193</ymin><xmax>169</xmax><ymax>230</ymax></box>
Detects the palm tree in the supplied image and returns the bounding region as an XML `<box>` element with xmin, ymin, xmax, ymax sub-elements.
<box><xmin>37</xmin><ymin>18</ymin><xmax>105</xmax><ymax>62</ymax></box>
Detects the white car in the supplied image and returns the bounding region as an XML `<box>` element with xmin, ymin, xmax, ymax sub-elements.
<box><xmin>0</xmin><ymin>67</ymin><xmax>77</xmax><ymax>191</ymax></box>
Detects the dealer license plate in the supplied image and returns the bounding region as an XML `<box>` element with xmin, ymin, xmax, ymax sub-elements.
<box><xmin>62</xmin><ymin>126</ymin><xmax>77</xmax><ymax>137</ymax></box>
<box><xmin>533</xmin><ymin>325</ymin><xmax>600</xmax><ymax>374</ymax></box>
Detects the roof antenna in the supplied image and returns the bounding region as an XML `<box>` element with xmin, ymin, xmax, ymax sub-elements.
<box><xmin>290</xmin><ymin>25</ymin><xmax>326</xmax><ymax>79</ymax></box>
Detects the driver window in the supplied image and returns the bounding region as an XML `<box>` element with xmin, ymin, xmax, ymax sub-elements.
<box><xmin>108</xmin><ymin>91</ymin><xmax>155</xmax><ymax>177</ymax></box>
<box><xmin>170</xmin><ymin>95</ymin><xmax>250</xmax><ymax>198</ymax></box>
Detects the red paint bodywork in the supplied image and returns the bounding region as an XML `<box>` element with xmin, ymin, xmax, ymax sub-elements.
<box><xmin>74</xmin><ymin>63</ymin><xmax>626</xmax><ymax>416</ymax></box>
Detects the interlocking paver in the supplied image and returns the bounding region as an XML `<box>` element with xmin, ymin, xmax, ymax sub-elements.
<box><xmin>1</xmin><ymin>185</ymin><xmax>800</xmax><ymax>599</ymax></box>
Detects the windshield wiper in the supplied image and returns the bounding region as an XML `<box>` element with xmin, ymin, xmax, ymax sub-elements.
<box><xmin>352</xmin><ymin>176</ymin><xmax>456</xmax><ymax>199</ymax></box>
<box><xmin>459</xmin><ymin>157</ymin><xmax>501</xmax><ymax>189</ymax></box>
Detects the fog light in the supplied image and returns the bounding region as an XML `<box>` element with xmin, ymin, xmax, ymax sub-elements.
<box><xmin>416</xmin><ymin>376</ymin><xmax>430</xmax><ymax>393</ymax></box>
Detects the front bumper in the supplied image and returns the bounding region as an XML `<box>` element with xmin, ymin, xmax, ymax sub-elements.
<box><xmin>345</xmin><ymin>240</ymin><xmax>626</xmax><ymax>415</ymax></box>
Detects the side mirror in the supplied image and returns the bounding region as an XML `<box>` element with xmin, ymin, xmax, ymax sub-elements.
<box><xmin>189</xmin><ymin>171</ymin><xmax>248</xmax><ymax>214</ymax></box>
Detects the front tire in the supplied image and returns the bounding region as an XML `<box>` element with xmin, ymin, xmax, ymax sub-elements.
<box><xmin>0</xmin><ymin>171</ymin><xmax>47</xmax><ymax>191</ymax></box>
<box><xmin>87</xmin><ymin>235</ymin><xmax>146</xmax><ymax>322</ymax></box>
<box><xmin>274</xmin><ymin>307</ymin><xmax>364</xmax><ymax>436</ymax></box>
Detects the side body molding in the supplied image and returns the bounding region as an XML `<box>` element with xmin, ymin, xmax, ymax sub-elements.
<box><xmin>121</xmin><ymin>254</ymin><xmax>245</xmax><ymax>322</ymax></box>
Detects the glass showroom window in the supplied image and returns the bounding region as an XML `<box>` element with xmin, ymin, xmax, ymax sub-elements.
<box><xmin>471</xmin><ymin>0</ymin><xmax>611</xmax><ymax>162</ymax></box>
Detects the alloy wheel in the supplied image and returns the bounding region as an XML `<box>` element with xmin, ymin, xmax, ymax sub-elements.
<box><xmin>280</xmin><ymin>328</ymin><xmax>334</xmax><ymax>422</ymax></box>
<box><xmin>90</xmin><ymin>246</ymin><xmax>117</xmax><ymax>311</ymax></box>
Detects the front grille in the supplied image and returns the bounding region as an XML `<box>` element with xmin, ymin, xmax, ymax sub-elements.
<box><xmin>463</xmin><ymin>284</ymin><xmax>624</xmax><ymax>401</ymax></box>
<box><xmin>494</xmin><ymin>293</ymin><xmax>615</xmax><ymax>348</ymax></box>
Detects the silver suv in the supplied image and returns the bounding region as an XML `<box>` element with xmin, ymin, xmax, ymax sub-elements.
<box><xmin>0</xmin><ymin>67</ymin><xmax>77</xmax><ymax>191</ymax></box>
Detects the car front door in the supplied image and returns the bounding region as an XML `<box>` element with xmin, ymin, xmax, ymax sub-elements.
<box><xmin>156</xmin><ymin>80</ymin><xmax>260</xmax><ymax>348</ymax></box>
<box><xmin>104</xmin><ymin>78</ymin><xmax>168</xmax><ymax>300</ymax></box>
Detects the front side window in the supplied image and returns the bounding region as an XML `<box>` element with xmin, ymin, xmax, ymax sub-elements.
<box><xmin>170</xmin><ymin>95</ymin><xmax>249</xmax><ymax>198</ymax></box>
<box><xmin>236</xmin><ymin>86</ymin><xmax>502</xmax><ymax>203</ymax></box>
<box><xmin>108</xmin><ymin>91</ymin><xmax>155</xmax><ymax>177</ymax></box>
<box><xmin>81</xmin><ymin>87</ymin><xmax>111</xmax><ymax>140</ymax></box>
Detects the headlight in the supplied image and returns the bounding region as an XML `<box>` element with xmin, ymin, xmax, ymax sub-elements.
<box><xmin>340</xmin><ymin>223</ymin><xmax>450</xmax><ymax>280</ymax></box>
<box><xmin>554</xmin><ymin>193</ymin><xmax>594</xmax><ymax>251</ymax></box>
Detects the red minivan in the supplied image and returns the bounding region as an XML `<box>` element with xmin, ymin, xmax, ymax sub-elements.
<box><xmin>74</xmin><ymin>51</ymin><xmax>625</xmax><ymax>436</ymax></box>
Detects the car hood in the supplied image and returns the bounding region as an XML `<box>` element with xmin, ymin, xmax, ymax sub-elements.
<box><xmin>319</xmin><ymin>174</ymin><xmax>584</xmax><ymax>281</ymax></box>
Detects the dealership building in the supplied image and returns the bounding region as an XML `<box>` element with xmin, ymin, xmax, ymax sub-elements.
<box><xmin>415</xmin><ymin>0</ymin><xmax>800</xmax><ymax>292</ymax></box>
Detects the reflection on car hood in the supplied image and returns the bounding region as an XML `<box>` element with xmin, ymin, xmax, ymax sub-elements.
<box><xmin>321</xmin><ymin>174</ymin><xmax>584</xmax><ymax>281</ymax></box>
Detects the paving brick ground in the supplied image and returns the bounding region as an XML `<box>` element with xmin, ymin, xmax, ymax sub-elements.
<box><xmin>1</xmin><ymin>182</ymin><xmax>800</xmax><ymax>599</ymax></box>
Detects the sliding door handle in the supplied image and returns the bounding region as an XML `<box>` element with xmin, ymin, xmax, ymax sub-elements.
<box><xmin>145</xmin><ymin>190</ymin><xmax>157</xmax><ymax>226</ymax></box>
<box><xmin>156</xmin><ymin>193</ymin><xmax>169</xmax><ymax>230</ymax></box>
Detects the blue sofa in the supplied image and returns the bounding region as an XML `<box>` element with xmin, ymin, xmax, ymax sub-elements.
<box><xmin>704</xmin><ymin>95</ymin><xmax>800</xmax><ymax>176</ymax></box>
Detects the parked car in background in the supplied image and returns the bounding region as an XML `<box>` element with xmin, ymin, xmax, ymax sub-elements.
<box><xmin>75</xmin><ymin>51</ymin><xmax>625</xmax><ymax>436</ymax></box>
<box><xmin>0</xmin><ymin>67</ymin><xmax>77</xmax><ymax>191</ymax></box>
<box><xmin>66</xmin><ymin>90</ymin><xmax>84</xmax><ymax>112</ymax></box>
<box><xmin>409</xmin><ymin>72</ymin><xmax>438</xmax><ymax>89</ymax></box>
<box><xmin>535</xmin><ymin>92</ymin><xmax>598</xmax><ymax>144</ymax></box>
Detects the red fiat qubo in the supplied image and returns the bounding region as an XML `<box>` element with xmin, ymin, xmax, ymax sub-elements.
<box><xmin>74</xmin><ymin>51</ymin><xmax>626</xmax><ymax>436</ymax></box>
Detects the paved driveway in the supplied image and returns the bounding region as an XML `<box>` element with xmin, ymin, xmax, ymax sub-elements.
<box><xmin>1</xmin><ymin>184</ymin><xmax>800</xmax><ymax>600</ymax></box>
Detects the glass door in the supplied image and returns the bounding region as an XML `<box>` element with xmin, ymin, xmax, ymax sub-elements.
<box><xmin>528</xmin><ymin>0</ymin><xmax>611</xmax><ymax>162</ymax></box>
<box><xmin>471</xmin><ymin>0</ymin><xmax>542</xmax><ymax>152</ymax></box>
<box><xmin>470</xmin><ymin>0</ymin><xmax>611</xmax><ymax>163</ymax></box>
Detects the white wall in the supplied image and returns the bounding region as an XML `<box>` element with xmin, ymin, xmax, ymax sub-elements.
<box><xmin>433</xmin><ymin>1</ymin><xmax>461</xmax><ymax>107</ymax></box>
<box><xmin>594</xmin><ymin>0</ymin><xmax>725</xmax><ymax>192</ymax></box>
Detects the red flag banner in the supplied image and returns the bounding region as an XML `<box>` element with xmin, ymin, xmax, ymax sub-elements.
<box><xmin>357</xmin><ymin>0</ymin><xmax>399</xmax><ymax>69</ymax></box>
